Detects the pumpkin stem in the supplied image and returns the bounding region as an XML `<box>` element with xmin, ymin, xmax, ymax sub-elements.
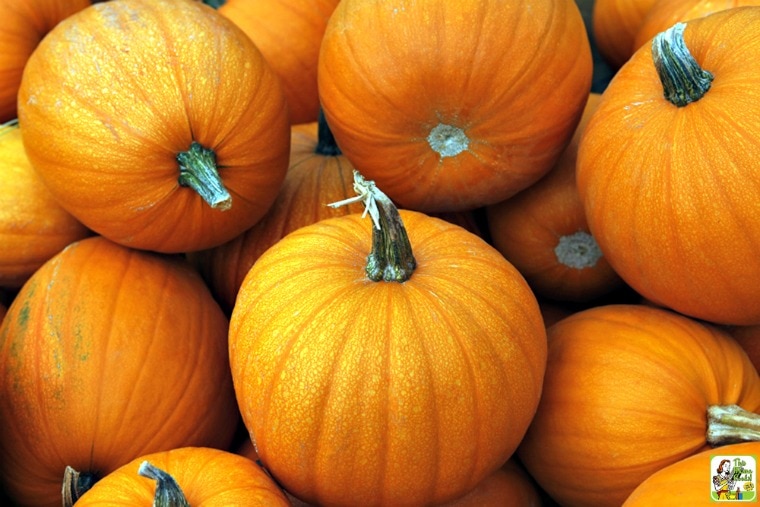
<box><xmin>138</xmin><ymin>460</ymin><xmax>190</xmax><ymax>507</ymax></box>
<box><xmin>555</xmin><ymin>231</ymin><xmax>603</xmax><ymax>270</ymax></box>
<box><xmin>328</xmin><ymin>170</ymin><xmax>416</xmax><ymax>282</ymax></box>
<box><xmin>651</xmin><ymin>22</ymin><xmax>713</xmax><ymax>107</ymax></box>
<box><xmin>176</xmin><ymin>141</ymin><xmax>232</xmax><ymax>211</ymax></box>
<box><xmin>316</xmin><ymin>109</ymin><xmax>341</xmax><ymax>156</ymax></box>
<box><xmin>707</xmin><ymin>404</ymin><xmax>760</xmax><ymax>446</ymax></box>
<box><xmin>61</xmin><ymin>466</ymin><xmax>98</xmax><ymax>507</ymax></box>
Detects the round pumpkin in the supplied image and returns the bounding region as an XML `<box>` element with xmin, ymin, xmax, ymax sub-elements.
<box><xmin>229</xmin><ymin>172</ymin><xmax>547</xmax><ymax>506</ymax></box>
<box><xmin>592</xmin><ymin>0</ymin><xmax>658</xmax><ymax>68</ymax></box>
<box><xmin>623</xmin><ymin>441</ymin><xmax>760</xmax><ymax>505</ymax></box>
<box><xmin>441</xmin><ymin>459</ymin><xmax>543</xmax><ymax>507</ymax></box>
<box><xmin>486</xmin><ymin>93</ymin><xmax>623</xmax><ymax>303</ymax></box>
<box><xmin>317</xmin><ymin>0</ymin><xmax>592</xmax><ymax>212</ymax></box>
<box><xmin>0</xmin><ymin>0</ymin><xmax>90</xmax><ymax>122</ymax></box>
<box><xmin>0</xmin><ymin>236</ymin><xmax>238</xmax><ymax>506</ymax></box>
<box><xmin>18</xmin><ymin>0</ymin><xmax>290</xmax><ymax>253</ymax></box>
<box><xmin>518</xmin><ymin>303</ymin><xmax>760</xmax><ymax>507</ymax></box>
<box><xmin>577</xmin><ymin>8</ymin><xmax>760</xmax><ymax>325</ymax></box>
<box><xmin>72</xmin><ymin>447</ymin><xmax>290</xmax><ymax>506</ymax></box>
<box><xmin>727</xmin><ymin>324</ymin><xmax>760</xmax><ymax>374</ymax></box>
<box><xmin>0</xmin><ymin>120</ymin><xmax>90</xmax><ymax>288</ymax></box>
<box><xmin>219</xmin><ymin>0</ymin><xmax>340</xmax><ymax>125</ymax></box>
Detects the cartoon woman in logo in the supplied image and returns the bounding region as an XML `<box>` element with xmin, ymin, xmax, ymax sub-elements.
<box><xmin>714</xmin><ymin>459</ymin><xmax>736</xmax><ymax>500</ymax></box>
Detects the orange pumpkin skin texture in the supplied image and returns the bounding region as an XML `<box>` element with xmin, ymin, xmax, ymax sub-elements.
<box><xmin>0</xmin><ymin>236</ymin><xmax>238</xmax><ymax>506</ymax></box>
<box><xmin>517</xmin><ymin>304</ymin><xmax>760</xmax><ymax>507</ymax></box>
<box><xmin>74</xmin><ymin>447</ymin><xmax>291</xmax><ymax>506</ymax></box>
<box><xmin>577</xmin><ymin>8</ymin><xmax>760</xmax><ymax>325</ymax></box>
<box><xmin>18</xmin><ymin>0</ymin><xmax>290</xmax><ymax>253</ymax></box>
<box><xmin>0</xmin><ymin>122</ymin><xmax>90</xmax><ymax>288</ymax></box>
<box><xmin>623</xmin><ymin>441</ymin><xmax>760</xmax><ymax>506</ymax></box>
<box><xmin>728</xmin><ymin>324</ymin><xmax>760</xmax><ymax>374</ymax></box>
<box><xmin>219</xmin><ymin>0</ymin><xmax>340</xmax><ymax>125</ymax></box>
<box><xmin>486</xmin><ymin>93</ymin><xmax>623</xmax><ymax>303</ymax></box>
<box><xmin>441</xmin><ymin>459</ymin><xmax>542</xmax><ymax>507</ymax></box>
<box><xmin>317</xmin><ymin>0</ymin><xmax>592</xmax><ymax>213</ymax></box>
<box><xmin>0</xmin><ymin>0</ymin><xmax>90</xmax><ymax>122</ymax></box>
<box><xmin>592</xmin><ymin>0</ymin><xmax>658</xmax><ymax>68</ymax></box>
<box><xmin>229</xmin><ymin>210</ymin><xmax>548</xmax><ymax>506</ymax></box>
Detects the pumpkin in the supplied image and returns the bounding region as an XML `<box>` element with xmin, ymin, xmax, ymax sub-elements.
<box><xmin>727</xmin><ymin>324</ymin><xmax>760</xmax><ymax>375</ymax></box>
<box><xmin>577</xmin><ymin>9</ymin><xmax>760</xmax><ymax>325</ymax></box>
<box><xmin>219</xmin><ymin>0</ymin><xmax>340</xmax><ymax>125</ymax></box>
<box><xmin>633</xmin><ymin>0</ymin><xmax>760</xmax><ymax>52</ymax></box>
<box><xmin>0</xmin><ymin>236</ymin><xmax>238</xmax><ymax>506</ymax></box>
<box><xmin>592</xmin><ymin>0</ymin><xmax>658</xmax><ymax>68</ymax></box>
<box><xmin>317</xmin><ymin>0</ymin><xmax>592</xmax><ymax>213</ymax></box>
<box><xmin>486</xmin><ymin>93</ymin><xmax>623</xmax><ymax>303</ymax></box>
<box><xmin>623</xmin><ymin>441</ymin><xmax>760</xmax><ymax>505</ymax></box>
<box><xmin>440</xmin><ymin>459</ymin><xmax>543</xmax><ymax>507</ymax></box>
<box><xmin>72</xmin><ymin>447</ymin><xmax>290</xmax><ymax>506</ymax></box>
<box><xmin>18</xmin><ymin>0</ymin><xmax>290</xmax><ymax>253</ymax></box>
<box><xmin>228</xmin><ymin>171</ymin><xmax>547</xmax><ymax>506</ymax></box>
<box><xmin>0</xmin><ymin>120</ymin><xmax>90</xmax><ymax>288</ymax></box>
<box><xmin>0</xmin><ymin>0</ymin><xmax>91</xmax><ymax>122</ymax></box>
<box><xmin>517</xmin><ymin>304</ymin><xmax>760</xmax><ymax>507</ymax></box>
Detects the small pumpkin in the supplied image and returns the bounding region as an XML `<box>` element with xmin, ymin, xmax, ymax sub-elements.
<box><xmin>0</xmin><ymin>0</ymin><xmax>91</xmax><ymax>122</ymax></box>
<box><xmin>0</xmin><ymin>236</ymin><xmax>238</xmax><ymax>506</ymax></box>
<box><xmin>219</xmin><ymin>0</ymin><xmax>340</xmax><ymax>125</ymax></box>
<box><xmin>317</xmin><ymin>0</ymin><xmax>592</xmax><ymax>212</ymax></box>
<box><xmin>518</xmin><ymin>304</ymin><xmax>760</xmax><ymax>507</ymax></box>
<box><xmin>486</xmin><ymin>93</ymin><xmax>623</xmax><ymax>303</ymax></box>
<box><xmin>441</xmin><ymin>459</ymin><xmax>543</xmax><ymax>507</ymax></box>
<box><xmin>72</xmin><ymin>447</ymin><xmax>290</xmax><ymax>506</ymax></box>
<box><xmin>0</xmin><ymin>120</ymin><xmax>90</xmax><ymax>288</ymax></box>
<box><xmin>18</xmin><ymin>0</ymin><xmax>290</xmax><ymax>253</ymax></box>
<box><xmin>623</xmin><ymin>441</ymin><xmax>760</xmax><ymax>505</ymax></box>
<box><xmin>577</xmin><ymin>9</ymin><xmax>760</xmax><ymax>325</ymax></box>
<box><xmin>592</xmin><ymin>0</ymin><xmax>659</xmax><ymax>68</ymax></box>
<box><xmin>229</xmin><ymin>172</ymin><xmax>547</xmax><ymax>506</ymax></box>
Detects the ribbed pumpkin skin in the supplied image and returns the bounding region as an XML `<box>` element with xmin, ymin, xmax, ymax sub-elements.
<box><xmin>0</xmin><ymin>236</ymin><xmax>238</xmax><ymax>507</ymax></box>
<box><xmin>623</xmin><ymin>442</ymin><xmax>760</xmax><ymax>506</ymax></box>
<box><xmin>219</xmin><ymin>0</ymin><xmax>340</xmax><ymax>125</ymax></box>
<box><xmin>577</xmin><ymin>8</ymin><xmax>760</xmax><ymax>325</ymax></box>
<box><xmin>441</xmin><ymin>459</ymin><xmax>542</xmax><ymax>507</ymax></box>
<box><xmin>0</xmin><ymin>122</ymin><xmax>90</xmax><ymax>288</ymax></box>
<box><xmin>317</xmin><ymin>0</ymin><xmax>592</xmax><ymax>213</ymax></box>
<box><xmin>0</xmin><ymin>0</ymin><xmax>90</xmax><ymax>122</ymax></box>
<box><xmin>229</xmin><ymin>211</ymin><xmax>547</xmax><ymax>507</ymax></box>
<box><xmin>592</xmin><ymin>0</ymin><xmax>658</xmax><ymax>68</ymax></box>
<box><xmin>75</xmin><ymin>447</ymin><xmax>291</xmax><ymax>506</ymax></box>
<box><xmin>518</xmin><ymin>304</ymin><xmax>760</xmax><ymax>507</ymax></box>
<box><xmin>18</xmin><ymin>0</ymin><xmax>290</xmax><ymax>253</ymax></box>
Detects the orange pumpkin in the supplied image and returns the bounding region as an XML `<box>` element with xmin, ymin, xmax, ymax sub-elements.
<box><xmin>0</xmin><ymin>0</ymin><xmax>90</xmax><ymax>122</ymax></box>
<box><xmin>486</xmin><ymin>93</ymin><xmax>623</xmax><ymax>303</ymax></box>
<box><xmin>623</xmin><ymin>441</ymin><xmax>760</xmax><ymax>505</ymax></box>
<box><xmin>577</xmin><ymin>9</ymin><xmax>760</xmax><ymax>325</ymax></box>
<box><xmin>219</xmin><ymin>0</ymin><xmax>340</xmax><ymax>125</ymax></box>
<box><xmin>0</xmin><ymin>236</ymin><xmax>238</xmax><ymax>506</ymax></box>
<box><xmin>229</xmin><ymin>172</ymin><xmax>547</xmax><ymax>506</ymax></box>
<box><xmin>592</xmin><ymin>0</ymin><xmax>658</xmax><ymax>68</ymax></box>
<box><xmin>728</xmin><ymin>324</ymin><xmax>760</xmax><ymax>374</ymax></box>
<box><xmin>633</xmin><ymin>0</ymin><xmax>760</xmax><ymax>51</ymax></box>
<box><xmin>18</xmin><ymin>0</ymin><xmax>290</xmax><ymax>253</ymax></box>
<box><xmin>0</xmin><ymin>121</ymin><xmax>90</xmax><ymax>288</ymax></box>
<box><xmin>317</xmin><ymin>0</ymin><xmax>592</xmax><ymax>212</ymax></box>
<box><xmin>441</xmin><ymin>459</ymin><xmax>543</xmax><ymax>507</ymax></box>
<box><xmin>72</xmin><ymin>447</ymin><xmax>290</xmax><ymax>506</ymax></box>
<box><xmin>518</xmin><ymin>304</ymin><xmax>760</xmax><ymax>507</ymax></box>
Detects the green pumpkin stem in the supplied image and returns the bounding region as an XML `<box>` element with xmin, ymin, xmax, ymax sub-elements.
<box><xmin>176</xmin><ymin>141</ymin><xmax>232</xmax><ymax>210</ymax></box>
<box><xmin>651</xmin><ymin>22</ymin><xmax>713</xmax><ymax>107</ymax></box>
<box><xmin>707</xmin><ymin>405</ymin><xmax>760</xmax><ymax>446</ymax></box>
<box><xmin>138</xmin><ymin>460</ymin><xmax>190</xmax><ymax>507</ymax></box>
<box><xmin>61</xmin><ymin>466</ymin><xmax>98</xmax><ymax>507</ymax></box>
<box><xmin>328</xmin><ymin>170</ymin><xmax>416</xmax><ymax>282</ymax></box>
<box><xmin>316</xmin><ymin>109</ymin><xmax>342</xmax><ymax>157</ymax></box>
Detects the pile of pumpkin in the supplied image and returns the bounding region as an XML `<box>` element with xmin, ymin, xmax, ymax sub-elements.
<box><xmin>3</xmin><ymin>0</ymin><xmax>760</xmax><ymax>505</ymax></box>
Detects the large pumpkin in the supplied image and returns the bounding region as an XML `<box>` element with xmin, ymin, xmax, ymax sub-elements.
<box><xmin>229</xmin><ymin>172</ymin><xmax>547</xmax><ymax>506</ymax></box>
<box><xmin>592</xmin><ymin>0</ymin><xmax>658</xmax><ymax>68</ymax></box>
<box><xmin>518</xmin><ymin>304</ymin><xmax>760</xmax><ymax>507</ymax></box>
<box><xmin>577</xmin><ymin>8</ymin><xmax>760</xmax><ymax>325</ymax></box>
<box><xmin>0</xmin><ymin>236</ymin><xmax>238</xmax><ymax>506</ymax></box>
<box><xmin>0</xmin><ymin>120</ymin><xmax>90</xmax><ymax>288</ymax></box>
<box><xmin>18</xmin><ymin>0</ymin><xmax>290</xmax><ymax>253</ymax></box>
<box><xmin>317</xmin><ymin>0</ymin><xmax>592</xmax><ymax>212</ymax></box>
